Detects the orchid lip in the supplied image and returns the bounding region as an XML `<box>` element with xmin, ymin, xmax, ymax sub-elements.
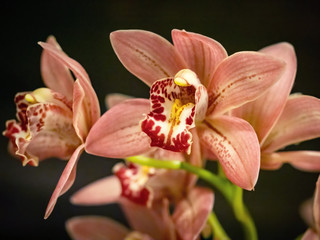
<box><xmin>113</xmin><ymin>163</ymin><xmax>154</xmax><ymax>207</ymax></box>
<box><xmin>141</xmin><ymin>69</ymin><xmax>205</xmax><ymax>154</ymax></box>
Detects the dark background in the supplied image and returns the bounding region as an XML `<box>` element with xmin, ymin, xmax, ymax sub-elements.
<box><xmin>1</xmin><ymin>1</ymin><xmax>320</xmax><ymax>239</ymax></box>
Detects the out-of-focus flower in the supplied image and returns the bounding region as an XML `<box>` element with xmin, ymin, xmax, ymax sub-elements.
<box><xmin>300</xmin><ymin>176</ymin><xmax>320</xmax><ymax>239</ymax></box>
<box><xmin>3</xmin><ymin>36</ymin><xmax>101</xmax><ymax>218</ymax></box>
<box><xmin>232</xmin><ymin>43</ymin><xmax>320</xmax><ymax>171</ymax></box>
<box><xmin>86</xmin><ymin>29</ymin><xmax>286</xmax><ymax>190</ymax></box>
<box><xmin>69</xmin><ymin>152</ymin><xmax>213</xmax><ymax>240</ymax></box>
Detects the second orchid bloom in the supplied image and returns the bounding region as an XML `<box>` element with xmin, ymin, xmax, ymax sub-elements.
<box><xmin>3</xmin><ymin>36</ymin><xmax>101</xmax><ymax>218</ymax></box>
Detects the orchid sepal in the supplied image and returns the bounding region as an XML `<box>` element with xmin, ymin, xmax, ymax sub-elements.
<box><xmin>198</xmin><ymin>116</ymin><xmax>260</xmax><ymax>190</ymax></box>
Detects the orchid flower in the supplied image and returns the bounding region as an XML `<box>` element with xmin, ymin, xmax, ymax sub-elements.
<box><xmin>300</xmin><ymin>176</ymin><xmax>320</xmax><ymax>239</ymax></box>
<box><xmin>69</xmin><ymin>176</ymin><xmax>213</xmax><ymax>240</ymax></box>
<box><xmin>86</xmin><ymin>29</ymin><xmax>286</xmax><ymax>190</ymax></box>
<box><xmin>69</xmin><ymin>150</ymin><xmax>213</xmax><ymax>240</ymax></box>
<box><xmin>3</xmin><ymin>36</ymin><xmax>100</xmax><ymax>219</ymax></box>
<box><xmin>232</xmin><ymin>42</ymin><xmax>320</xmax><ymax>171</ymax></box>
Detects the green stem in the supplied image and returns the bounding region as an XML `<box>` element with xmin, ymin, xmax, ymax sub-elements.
<box><xmin>208</xmin><ymin>212</ymin><xmax>231</xmax><ymax>240</ymax></box>
<box><xmin>125</xmin><ymin>156</ymin><xmax>258</xmax><ymax>240</ymax></box>
<box><xmin>231</xmin><ymin>187</ymin><xmax>258</xmax><ymax>240</ymax></box>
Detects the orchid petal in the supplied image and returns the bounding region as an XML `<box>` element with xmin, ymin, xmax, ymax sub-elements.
<box><xmin>261</xmin><ymin>151</ymin><xmax>320</xmax><ymax>171</ymax></box>
<box><xmin>232</xmin><ymin>43</ymin><xmax>297</xmax><ymax>143</ymax></box>
<box><xmin>300</xmin><ymin>198</ymin><xmax>314</xmax><ymax>230</ymax></box>
<box><xmin>70</xmin><ymin>176</ymin><xmax>121</xmax><ymax>206</ymax></box>
<box><xmin>146</xmin><ymin>168</ymin><xmax>188</xmax><ymax>201</ymax></box>
<box><xmin>40</xmin><ymin>36</ymin><xmax>74</xmax><ymax>101</ymax></box>
<box><xmin>105</xmin><ymin>93</ymin><xmax>133</xmax><ymax>109</ymax></box>
<box><xmin>314</xmin><ymin>176</ymin><xmax>320</xmax><ymax>234</ymax></box>
<box><xmin>66</xmin><ymin>216</ymin><xmax>129</xmax><ymax>240</ymax></box>
<box><xmin>44</xmin><ymin>144</ymin><xmax>84</xmax><ymax>219</ymax></box>
<box><xmin>85</xmin><ymin>98</ymin><xmax>151</xmax><ymax>158</ymax></box>
<box><xmin>301</xmin><ymin>229</ymin><xmax>319</xmax><ymax>240</ymax></box>
<box><xmin>207</xmin><ymin>51</ymin><xmax>285</xmax><ymax>116</ymax></box>
<box><xmin>172</xmin><ymin>187</ymin><xmax>214</xmax><ymax>240</ymax></box>
<box><xmin>120</xmin><ymin>198</ymin><xmax>175</xmax><ymax>240</ymax></box>
<box><xmin>198</xmin><ymin>116</ymin><xmax>260</xmax><ymax>190</ymax></box>
<box><xmin>73</xmin><ymin>80</ymin><xmax>90</xmax><ymax>142</ymax></box>
<box><xmin>188</xmin><ymin>128</ymin><xmax>203</xmax><ymax>167</ymax></box>
<box><xmin>110</xmin><ymin>30</ymin><xmax>187</xmax><ymax>87</ymax></box>
<box><xmin>194</xmin><ymin>85</ymin><xmax>208</xmax><ymax>122</ymax></box>
<box><xmin>38</xmin><ymin>41</ymin><xmax>100</xmax><ymax>125</ymax></box>
<box><xmin>172</xmin><ymin>29</ymin><xmax>228</xmax><ymax>87</ymax></box>
<box><xmin>263</xmin><ymin>95</ymin><xmax>320</xmax><ymax>152</ymax></box>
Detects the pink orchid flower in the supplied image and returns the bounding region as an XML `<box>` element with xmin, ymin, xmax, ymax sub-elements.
<box><xmin>3</xmin><ymin>36</ymin><xmax>100</xmax><ymax>219</ymax></box>
<box><xmin>86</xmin><ymin>29</ymin><xmax>286</xmax><ymax>190</ymax></box>
<box><xmin>232</xmin><ymin>42</ymin><xmax>320</xmax><ymax>171</ymax></box>
<box><xmin>300</xmin><ymin>176</ymin><xmax>320</xmax><ymax>239</ymax></box>
<box><xmin>71</xmin><ymin>133</ymin><xmax>212</xmax><ymax>240</ymax></box>
<box><xmin>68</xmin><ymin>160</ymin><xmax>214</xmax><ymax>240</ymax></box>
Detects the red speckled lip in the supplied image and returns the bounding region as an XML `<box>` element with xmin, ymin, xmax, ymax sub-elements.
<box><xmin>141</xmin><ymin>78</ymin><xmax>196</xmax><ymax>154</ymax></box>
<box><xmin>113</xmin><ymin>163</ymin><xmax>153</xmax><ymax>206</ymax></box>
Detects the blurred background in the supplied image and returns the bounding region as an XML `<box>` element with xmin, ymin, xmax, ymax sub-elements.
<box><xmin>1</xmin><ymin>1</ymin><xmax>320</xmax><ymax>239</ymax></box>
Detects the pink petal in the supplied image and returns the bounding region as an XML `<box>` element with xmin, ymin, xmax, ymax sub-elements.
<box><xmin>38</xmin><ymin>41</ymin><xmax>90</xmax><ymax>83</ymax></box>
<box><xmin>172</xmin><ymin>187</ymin><xmax>214</xmax><ymax>240</ymax></box>
<box><xmin>194</xmin><ymin>84</ymin><xmax>208</xmax><ymax>122</ymax></box>
<box><xmin>301</xmin><ymin>229</ymin><xmax>319</xmax><ymax>240</ymax></box>
<box><xmin>207</xmin><ymin>51</ymin><xmax>286</xmax><ymax>116</ymax></box>
<box><xmin>105</xmin><ymin>93</ymin><xmax>133</xmax><ymax>109</ymax></box>
<box><xmin>73</xmin><ymin>80</ymin><xmax>90</xmax><ymax>142</ymax></box>
<box><xmin>38</xmin><ymin>41</ymin><xmax>100</xmax><ymax>126</ymax></box>
<box><xmin>314</xmin><ymin>176</ymin><xmax>320</xmax><ymax>234</ymax></box>
<box><xmin>66</xmin><ymin>215</ymin><xmax>129</xmax><ymax>240</ymax></box>
<box><xmin>110</xmin><ymin>30</ymin><xmax>187</xmax><ymax>87</ymax></box>
<box><xmin>232</xmin><ymin>43</ymin><xmax>297</xmax><ymax>143</ymax></box>
<box><xmin>262</xmin><ymin>95</ymin><xmax>320</xmax><ymax>153</ymax></box>
<box><xmin>261</xmin><ymin>151</ymin><xmax>320</xmax><ymax>171</ymax></box>
<box><xmin>44</xmin><ymin>144</ymin><xmax>84</xmax><ymax>219</ymax></box>
<box><xmin>198</xmin><ymin>116</ymin><xmax>260</xmax><ymax>190</ymax></box>
<box><xmin>70</xmin><ymin>176</ymin><xmax>121</xmax><ymax>206</ymax></box>
<box><xmin>146</xmin><ymin>168</ymin><xmax>189</xmax><ymax>201</ymax></box>
<box><xmin>300</xmin><ymin>198</ymin><xmax>314</xmax><ymax>229</ymax></box>
<box><xmin>119</xmin><ymin>198</ymin><xmax>175</xmax><ymax>240</ymax></box>
<box><xmin>172</xmin><ymin>29</ymin><xmax>228</xmax><ymax>87</ymax></box>
<box><xmin>188</xmin><ymin>128</ymin><xmax>203</xmax><ymax>167</ymax></box>
<box><xmin>85</xmin><ymin>98</ymin><xmax>151</xmax><ymax>158</ymax></box>
<box><xmin>40</xmin><ymin>36</ymin><xmax>74</xmax><ymax>101</ymax></box>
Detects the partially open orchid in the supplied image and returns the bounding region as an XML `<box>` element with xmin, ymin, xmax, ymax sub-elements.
<box><xmin>300</xmin><ymin>176</ymin><xmax>320</xmax><ymax>239</ymax></box>
<box><xmin>232</xmin><ymin>42</ymin><xmax>320</xmax><ymax>171</ymax></box>
<box><xmin>86</xmin><ymin>29</ymin><xmax>286</xmax><ymax>190</ymax></box>
<box><xmin>67</xmin><ymin>190</ymin><xmax>213</xmax><ymax>240</ymax></box>
<box><xmin>69</xmin><ymin>151</ymin><xmax>213</xmax><ymax>240</ymax></box>
<box><xmin>3</xmin><ymin>36</ymin><xmax>100</xmax><ymax>219</ymax></box>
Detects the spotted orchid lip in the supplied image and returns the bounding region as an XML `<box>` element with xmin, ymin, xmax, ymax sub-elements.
<box><xmin>113</xmin><ymin>162</ymin><xmax>154</xmax><ymax>206</ymax></box>
<box><xmin>140</xmin><ymin>69</ymin><xmax>208</xmax><ymax>154</ymax></box>
<box><xmin>141</xmin><ymin>78</ymin><xmax>195</xmax><ymax>154</ymax></box>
